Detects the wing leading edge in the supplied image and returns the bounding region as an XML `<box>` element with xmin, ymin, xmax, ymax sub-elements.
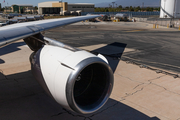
<box><xmin>0</xmin><ymin>15</ymin><xmax>101</xmax><ymax>47</ymax></box>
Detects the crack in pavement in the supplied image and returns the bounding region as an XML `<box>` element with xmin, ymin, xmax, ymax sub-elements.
<box><xmin>0</xmin><ymin>92</ymin><xmax>37</xmax><ymax>104</ymax></box>
<box><xmin>134</xmin><ymin>75</ymin><xmax>166</xmax><ymax>91</ymax></box>
<box><xmin>51</xmin><ymin>102</ymin><xmax>120</xmax><ymax>120</ymax></box>
<box><xmin>115</xmin><ymin>74</ymin><xmax>174</xmax><ymax>120</ymax></box>
<box><xmin>51</xmin><ymin>111</ymin><xmax>67</xmax><ymax>117</ymax></box>
<box><xmin>51</xmin><ymin>108</ymin><xmax>92</xmax><ymax>120</ymax></box>
<box><xmin>117</xmin><ymin>73</ymin><xmax>180</xmax><ymax>97</ymax></box>
<box><xmin>133</xmin><ymin>83</ymin><xmax>145</xmax><ymax>90</ymax></box>
<box><xmin>146</xmin><ymin>75</ymin><xmax>180</xmax><ymax>96</ymax></box>
<box><xmin>125</xmin><ymin>88</ymin><xmax>144</xmax><ymax>97</ymax></box>
<box><xmin>0</xmin><ymin>69</ymin><xmax>8</xmax><ymax>80</ymax></box>
<box><xmin>121</xmin><ymin>87</ymin><xmax>144</xmax><ymax>101</ymax></box>
<box><xmin>63</xmin><ymin>108</ymin><xmax>92</xmax><ymax>120</ymax></box>
<box><xmin>0</xmin><ymin>69</ymin><xmax>38</xmax><ymax>98</ymax></box>
<box><xmin>117</xmin><ymin>74</ymin><xmax>144</xmax><ymax>84</ymax></box>
<box><xmin>0</xmin><ymin>70</ymin><xmax>38</xmax><ymax>103</ymax></box>
<box><xmin>117</xmin><ymin>73</ymin><xmax>180</xmax><ymax>119</ymax></box>
<box><xmin>14</xmin><ymin>78</ymin><xmax>19</xmax><ymax>83</ymax></box>
<box><xmin>88</xmin><ymin>101</ymin><xmax>119</xmax><ymax>119</ymax></box>
<box><xmin>116</xmin><ymin>74</ymin><xmax>168</xmax><ymax>99</ymax></box>
<box><xmin>13</xmin><ymin>78</ymin><xmax>36</xmax><ymax>96</ymax></box>
<box><xmin>148</xmin><ymin>75</ymin><xmax>166</xmax><ymax>83</ymax></box>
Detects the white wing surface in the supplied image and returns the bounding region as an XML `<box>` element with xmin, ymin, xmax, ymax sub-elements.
<box><xmin>0</xmin><ymin>15</ymin><xmax>100</xmax><ymax>47</ymax></box>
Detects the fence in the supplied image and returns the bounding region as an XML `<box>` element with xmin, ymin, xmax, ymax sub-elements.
<box><xmin>143</xmin><ymin>18</ymin><xmax>180</xmax><ymax>28</ymax></box>
<box><xmin>81</xmin><ymin>12</ymin><xmax>160</xmax><ymax>16</ymax></box>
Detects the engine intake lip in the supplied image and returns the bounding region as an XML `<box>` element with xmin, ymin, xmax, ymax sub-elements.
<box><xmin>66</xmin><ymin>57</ymin><xmax>114</xmax><ymax>114</ymax></box>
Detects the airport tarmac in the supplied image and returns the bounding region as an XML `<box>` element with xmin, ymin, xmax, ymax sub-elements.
<box><xmin>0</xmin><ymin>21</ymin><xmax>180</xmax><ymax>120</ymax></box>
<box><xmin>45</xmin><ymin>22</ymin><xmax>180</xmax><ymax>73</ymax></box>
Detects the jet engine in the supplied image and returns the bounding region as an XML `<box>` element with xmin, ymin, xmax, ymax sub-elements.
<box><xmin>29</xmin><ymin>44</ymin><xmax>114</xmax><ymax>114</ymax></box>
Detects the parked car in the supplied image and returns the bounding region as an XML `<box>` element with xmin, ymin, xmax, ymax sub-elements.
<box><xmin>0</xmin><ymin>21</ymin><xmax>7</xmax><ymax>27</ymax></box>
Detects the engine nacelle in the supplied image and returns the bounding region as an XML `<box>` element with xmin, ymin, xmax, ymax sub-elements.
<box><xmin>30</xmin><ymin>45</ymin><xmax>114</xmax><ymax>114</ymax></box>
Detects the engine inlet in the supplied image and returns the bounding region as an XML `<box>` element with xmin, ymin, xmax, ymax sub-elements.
<box><xmin>66</xmin><ymin>57</ymin><xmax>114</xmax><ymax>114</ymax></box>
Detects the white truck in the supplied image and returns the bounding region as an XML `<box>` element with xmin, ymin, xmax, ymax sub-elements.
<box><xmin>0</xmin><ymin>21</ymin><xmax>6</xmax><ymax>27</ymax></box>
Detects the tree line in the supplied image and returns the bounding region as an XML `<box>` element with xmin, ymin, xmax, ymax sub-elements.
<box><xmin>95</xmin><ymin>5</ymin><xmax>160</xmax><ymax>12</ymax></box>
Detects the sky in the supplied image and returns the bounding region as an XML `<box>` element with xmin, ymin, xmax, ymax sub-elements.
<box><xmin>0</xmin><ymin>0</ymin><xmax>115</xmax><ymax>7</ymax></box>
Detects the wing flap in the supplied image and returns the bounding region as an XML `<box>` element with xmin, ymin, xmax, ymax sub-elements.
<box><xmin>27</xmin><ymin>26</ymin><xmax>44</xmax><ymax>32</ymax></box>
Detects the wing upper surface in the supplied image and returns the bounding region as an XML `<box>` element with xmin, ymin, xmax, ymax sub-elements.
<box><xmin>0</xmin><ymin>15</ymin><xmax>100</xmax><ymax>46</ymax></box>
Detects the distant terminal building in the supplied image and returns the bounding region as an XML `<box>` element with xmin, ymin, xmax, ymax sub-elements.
<box><xmin>68</xmin><ymin>3</ymin><xmax>94</xmax><ymax>12</ymax></box>
<box><xmin>38</xmin><ymin>1</ymin><xmax>94</xmax><ymax>15</ymax></box>
<box><xmin>4</xmin><ymin>4</ymin><xmax>37</xmax><ymax>14</ymax></box>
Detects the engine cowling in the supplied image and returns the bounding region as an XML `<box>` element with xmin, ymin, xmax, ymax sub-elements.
<box><xmin>30</xmin><ymin>45</ymin><xmax>114</xmax><ymax>114</ymax></box>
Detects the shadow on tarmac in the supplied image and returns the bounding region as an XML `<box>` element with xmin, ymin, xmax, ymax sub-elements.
<box><xmin>0</xmin><ymin>71</ymin><xmax>160</xmax><ymax>120</ymax></box>
<box><xmin>0</xmin><ymin>59</ymin><xmax>5</xmax><ymax>64</ymax></box>
<box><xmin>92</xmin><ymin>42</ymin><xmax>127</xmax><ymax>73</ymax></box>
<box><xmin>0</xmin><ymin>42</ymin><xmax>26</xmax><ymax>56</ymax></box>
<box><xmin>0</xmin><ymin>42</ymin><xmax>26</xmax><ymax>64</ymax></box>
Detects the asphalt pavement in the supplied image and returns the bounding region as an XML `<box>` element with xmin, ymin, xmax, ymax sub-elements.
<box><xmin>44</xmin><ymin>22</ymin><xmax>180</xmax><ymax>74</ymax></box>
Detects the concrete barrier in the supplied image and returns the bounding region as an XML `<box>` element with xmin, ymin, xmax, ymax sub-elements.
<box><xmin>153</xmin><ymin>24</ymin><xmax>156</xmax><ymax>28</ymax></box>
<box><xmin>116</xmin><ymin>19</ymin><xmax>120</xmax><ymax>22</ymax></box>
<box><xmin>134</xmin><ymin>17</ymin><xmax>180</xmax><ymax>29</ymax></box>
<box><xmin>153</xmin><ymin>24</ymin><xmax>159</xmax><ymax>29</ymax></box>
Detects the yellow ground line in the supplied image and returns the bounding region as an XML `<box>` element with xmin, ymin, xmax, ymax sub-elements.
<box><xmin>125</xmin><ymin>30</ymin><xmax>145</xmax><ymax>32</ymax></box>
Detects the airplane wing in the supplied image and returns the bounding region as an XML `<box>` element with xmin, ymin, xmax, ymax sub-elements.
<box><xmin>0</xmin><ymin>15</ymin><xmax>114</xmax><ymax>114</ymax></box>
<box><xmin>0</xmin><ymin>15</ymin><xmax>100</xmax><ymax>47</ymax></box>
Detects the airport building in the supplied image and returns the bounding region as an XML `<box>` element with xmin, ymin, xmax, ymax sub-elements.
<box><xmin>4</xmin><ymin>4</ymin><xmax>37</xmax><ymax>14</ymax></box>
<box><xmin>38</xmin><ymin>1</ymin><xmax>95</xmax><ymax>15</ymax></box>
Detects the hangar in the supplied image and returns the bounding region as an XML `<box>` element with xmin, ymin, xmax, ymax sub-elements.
<box><xmin>38</xmin><ymin>1</ymin><xmax>94</xmax><ymax>15</ymax></box>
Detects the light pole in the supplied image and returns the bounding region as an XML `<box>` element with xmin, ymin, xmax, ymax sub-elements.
<box><xmin>112</xmin><ymin>2</ymin><xmax>115</xmax><ymax>15</ymax></box>
<box><xmin>112</xmin><ymin>2</ymin><xmax>115</xmax><ymax>8</ymax></box>
<box><xmin>142</xmin><ymin>2</ymin><xmax>144</xmax><ymax>11</ymax></box>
